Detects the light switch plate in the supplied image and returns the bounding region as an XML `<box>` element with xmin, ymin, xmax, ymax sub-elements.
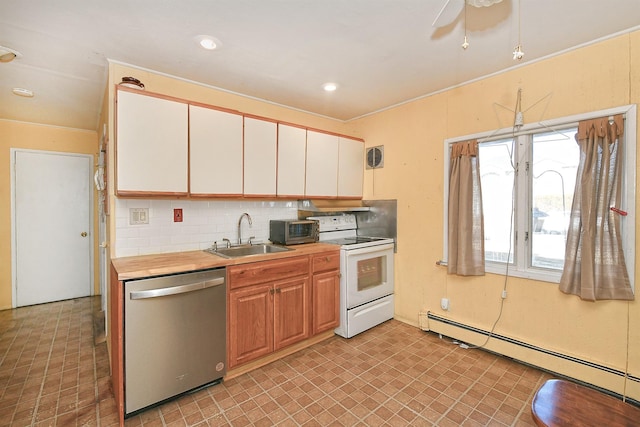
<box><xmin>130</xmin><ymin>208</ymin><xmax>149</xmax><ymax>225</ymax></box>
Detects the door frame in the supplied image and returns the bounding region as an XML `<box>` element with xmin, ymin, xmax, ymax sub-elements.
<box><xmin>10</xmin><ymin>148</ymin><xmax>95</xmax><ymax>308</ymax></box>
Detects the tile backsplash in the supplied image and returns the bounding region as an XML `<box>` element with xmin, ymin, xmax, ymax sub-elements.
<box><xmin>114</xmin><ymin>199</ymin><xmax>298</xmax><ymax>257</ymax></box>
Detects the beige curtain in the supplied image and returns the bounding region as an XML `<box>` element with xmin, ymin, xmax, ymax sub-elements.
<box><xmin>559</xmin><ymin>115</ymin><xmax>634</xmax><ymax>301</ymax></box>
<box><xmin>448</xmin><ymin>139</ymin><xmax>485</xmax><ymax>276</ymax></box>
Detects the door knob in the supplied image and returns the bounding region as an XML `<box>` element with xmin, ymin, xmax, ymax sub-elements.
<box><xmin>81</xmin><ymin>232</ymin><xmax>88</xmax><ymax>237</ymax></box>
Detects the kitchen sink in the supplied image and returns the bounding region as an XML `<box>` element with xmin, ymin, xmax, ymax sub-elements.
<box><xmin>205</xmin><ymin>244</ymin><xmax>292</xmax><ymax>259</ymax></box>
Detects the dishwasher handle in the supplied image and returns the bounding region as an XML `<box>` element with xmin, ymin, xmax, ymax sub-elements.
<box><xmin>130</xmin><ymin>277</ymin><xmax>224</xmax><ymax>300</ymax></box>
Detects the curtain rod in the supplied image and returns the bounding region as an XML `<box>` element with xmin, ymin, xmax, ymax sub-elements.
<box><xmin>445</xmin><ymin>104</ymin><xmax>633</xmax><ymax>147</ymax></box>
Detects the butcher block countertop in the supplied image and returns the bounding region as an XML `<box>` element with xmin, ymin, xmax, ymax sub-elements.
<box><xmin>111</xmin><ymin>242</ymin><xmax>340</xmax><ymax>281</ymax></box>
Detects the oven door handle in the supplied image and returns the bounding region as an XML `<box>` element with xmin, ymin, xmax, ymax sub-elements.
<box><xmin>342</xmin><ymin>243</ymin><xmax>395</xmax><ymax>256</ymax></box>
<box><xmin>130</xmin><ymin>277</ymin><xmax>225</xmax><ymax>300</ymax></box>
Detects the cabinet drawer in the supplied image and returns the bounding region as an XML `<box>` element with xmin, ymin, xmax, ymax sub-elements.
<box><xmin>312</xmin><ymin>251</ymin><xmax>340</xmax><ymax>273</ymax></box>
<box><xmin>229</xmin><ymin>256</ymin><xmax>309</xmax><ymax>289</ymax></box>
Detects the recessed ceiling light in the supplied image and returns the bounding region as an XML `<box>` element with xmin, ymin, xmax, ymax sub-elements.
<box><xmin>196</xmin><ymin>35</ymin><xmax>221</xmax><ymax>50</ymax></box>
<box><xmin>0</xmin><ymin>45</ymin><xmax>21</xmax><ymax>63</ymax></box>
<box><xmin>12</xmin><ymin>87</ymin><xmax>34</xmax><ymax>97</ymax></box>
<box><xmin>322</xmin><ymin>82</ymin><xmax>338</xmax><ymax>92</ymax></box>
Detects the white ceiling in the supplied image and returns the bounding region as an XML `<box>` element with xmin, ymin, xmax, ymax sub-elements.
<box><xmin>1</xmin><ymin>0</ymin><xmax>639</xmax><ymax>131</ymax></box>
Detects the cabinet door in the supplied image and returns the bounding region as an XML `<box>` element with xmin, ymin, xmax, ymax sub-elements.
<box><xmin>228</xmin><ymin>284</ymin><xmax>273</xmax><ymax>368</ymax></box>
<box><xmin>190</xmin><ymin>105</ymin><xmax>243</xmax><ymax>195</ymax></box>
<box><xmin>305</xmin><ymin>131</ymin><xmax>339</xmax><ymax>197</ymax></box>
<box><xmin>116</xmin><ymin>90</ymin><xmax>188</xmax><ymax>195</ymax></box>
<box><xmin>277</xmin><ymin>124</ymin><xmax>306</xmax><ymax>197</ymax></box>
<box><xmin>274</xmin><ymin>276</ymin><xmax>310</xmax><ymax>350</ymax></box>
<box><xmin>338</xmin><ymin>137</ymin><xmax>364</xmax><ymax>198</ymax></box>
<box><xmin>244</xmin><ymin>117</ymin><xmax>277</xmax><ymax>196</ymax></box>
<box><xmin>312</xmin><ymin>270</ymin><xmax>340</xmax><ymax>335</ymax></box>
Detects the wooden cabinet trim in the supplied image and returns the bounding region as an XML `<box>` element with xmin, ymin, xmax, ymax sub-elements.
<box><xmin>116</xmin><ymin>86</ymin><xmax>363</xmax><ymax>142</ymax></box>
<box><xmin>115</xmin><ymin>190</ymin><xmax>189</xmax><ymax>198</ymax></box>
<box><xmin>116</xmin><ymin>85</ymin><xmax>189</xmax><ymax>105</ymax></box>
<box><xmin>277</xmin><ymin>119</ymin><xmax>364</xmax><ymax>141</ymax></box>
<box><xmin>188</xmin><ymin>100</ymin><xmax>243</xmax><ymax>115</ymax></box>
<box><xmin>109</xmin><ymin>263</ymin><xmax>125</xmax><ymax>426</ymax></box>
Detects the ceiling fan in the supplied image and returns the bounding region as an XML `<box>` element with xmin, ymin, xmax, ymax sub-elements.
<box><xmin>432</xmin><ymin>0</ymin><xmax>504</xmax><ymax>27</ymax></box>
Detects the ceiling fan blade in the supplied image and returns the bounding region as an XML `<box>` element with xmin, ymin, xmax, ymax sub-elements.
<box><xmin>432</xmin><ymin>0</ymin><xmax>465</xmax><ymax>27</ymax></box>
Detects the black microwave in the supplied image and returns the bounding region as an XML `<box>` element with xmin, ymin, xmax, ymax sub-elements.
<box><xmin>269</xmin><ymin>220</ymin><xmax>319</xmax><ymax>245</ymax></box>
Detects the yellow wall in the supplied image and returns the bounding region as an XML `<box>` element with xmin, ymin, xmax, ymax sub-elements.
<box><xmin>0</xmin><ymin>120</ymin><xmax>99</xmax><ymax>309</ymax></box>
<box><xmin>351</xmin><ymin>31</ymin><xmax>640</xmax><ymax>399</ymax></box>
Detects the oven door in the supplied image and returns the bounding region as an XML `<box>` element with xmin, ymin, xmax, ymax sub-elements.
<box><xmin>343</xmin><ymin>243</ymin><xmax>395</xmax><ymax>309</ymax></box>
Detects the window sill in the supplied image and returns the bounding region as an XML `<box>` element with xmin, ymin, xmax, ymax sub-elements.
<box><xmin>485</xmin><ymin>262</ymin><xmax>562</xmax><ymax>284</ymax></box>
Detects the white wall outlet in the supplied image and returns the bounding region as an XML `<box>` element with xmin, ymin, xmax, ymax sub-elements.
<box><xmin>440</xmin><ymin>297</ymin><xmax>449</xmax><ymax>311</ymax></box>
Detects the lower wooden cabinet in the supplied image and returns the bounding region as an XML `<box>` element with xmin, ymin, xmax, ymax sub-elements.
<box><xmin>311</xmin><ymin>251</ymin><xmax>341</xmax><ymax>335</ymax></box>
<box><xmin>312</xmin><ymin>271</ymin><xmax>340</xmax><ymax>335</ymax></box>
<box><xmin>228</xmin><ymin>283</ymin><xmax>274</xmax><ymax>367</ymax></box>
<box><xmin>228</xmin><ymin>276</ymin><xmax>310</xmax><ymax>368</ymax></box>
<box><xmin>227</xmin><ymin>250</ymin><xmax>340</xmax><ymax>369</ymax></box>
<box><xmin>227</xmin><ymin>256</ymin><xmax>310</xmax><ymax>368</ymax></box>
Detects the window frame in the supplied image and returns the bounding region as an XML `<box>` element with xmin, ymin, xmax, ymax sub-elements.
<box><xmin>442</xmin><ymin>105</ymin><xmax>636</xmax><ymax>290</ymax></box>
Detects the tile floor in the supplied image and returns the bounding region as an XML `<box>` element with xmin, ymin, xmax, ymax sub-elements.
<box><xmin>0</xmin><ymin>296</ymin><xmax>552</xmax><ymax>426</ymax></box>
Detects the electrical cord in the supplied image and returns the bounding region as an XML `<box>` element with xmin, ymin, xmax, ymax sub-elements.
<box><xmin>460</xmin><ymin>107</ymin><xmax>521</xmax><ymax>351</ymax></box>
<box><xmin>438</xmin><ymin>333</ymin><xmax>461</xmax><ymax>345</ymax></box>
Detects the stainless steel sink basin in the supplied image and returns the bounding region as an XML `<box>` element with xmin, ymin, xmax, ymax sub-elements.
<box><xmin>205</xmin><ymin>244</ymin><xmax>292</xmax><ymax>259</ymax></box>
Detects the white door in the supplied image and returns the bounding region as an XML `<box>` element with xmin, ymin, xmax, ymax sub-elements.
<box><xmin>13</xmin><ymin>150</ymin><xmax>93</xmax><ymax>307</ymax></box>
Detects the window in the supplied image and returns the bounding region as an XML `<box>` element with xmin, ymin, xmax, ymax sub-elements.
<box><xmin>443</xmin><ymin>106</ymin><xmax>636</xmax><ymax>287</ymax></box>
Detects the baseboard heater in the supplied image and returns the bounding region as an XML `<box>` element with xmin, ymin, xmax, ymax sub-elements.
<box><xmin>426</xmin><ymin>312</ymin><xmax>640</xmax><ymax>406</ymax></box>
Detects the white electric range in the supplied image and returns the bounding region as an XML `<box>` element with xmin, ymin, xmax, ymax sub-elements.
<box><xmin>307</xmin><ymin>215</ymin><xmax>395</xmax><ymax>338</ymax></box>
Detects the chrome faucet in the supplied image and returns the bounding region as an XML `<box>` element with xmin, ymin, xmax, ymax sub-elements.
<box><xmin>237</xmin><ymin>212</ymin><xmax>252</xmax><ymax>245</ymax></box>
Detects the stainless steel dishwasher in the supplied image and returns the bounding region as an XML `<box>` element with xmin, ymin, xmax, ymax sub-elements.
<box><xmin>124</xmin><ymin>267</ymin><xmax>226</xmax><ymax>415</ymax></box>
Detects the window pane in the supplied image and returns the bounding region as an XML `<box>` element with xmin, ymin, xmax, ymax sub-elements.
<box><xmin>531</xmin><ymin>129</ymin><xmax>579</xmax><ymax>269</ymax></box>
<box><xmin>479</xmin><ymin>140</ymin><xmax>515</xmax><ymax>264</ymax></box>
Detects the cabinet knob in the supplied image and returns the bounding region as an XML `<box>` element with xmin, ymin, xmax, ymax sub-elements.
<box><xmin>81</xmin><ymin>232</ymin><xmax>88</xmax><ymax>237</ymax></box>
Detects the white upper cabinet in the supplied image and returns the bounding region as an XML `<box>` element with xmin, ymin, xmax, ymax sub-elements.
<box><xmin>244</xmin><ymin>117</ymin><xmax>277</xmax><ymax>196</ymax></box>
<box><xmin>305</xmin><ymin>131</ymin><xmax>339</xmax><ymax>197</ymax></box>
<box><xmin>189</xmin><ymin>105</ymin><xmax>243</xmax><ymax>196</ymax></box>
<box><xmin>116</xmin><ymin>90</ymin><xmax>188</xmax><ymax>194</ymax></box>
<box><xmin>277</xmin><ymin>124</ymin><xmax>307</xmax><ymax>197</ymax></box>
<box><xmin>115</xmin><ymin>89</ymin><xmax>364</xmax><ymax>199</ymax></box>
<box><xmin>338</xmin><ymin>137</ymin><xmax>364</xmax><ymax>198</ymax></box>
